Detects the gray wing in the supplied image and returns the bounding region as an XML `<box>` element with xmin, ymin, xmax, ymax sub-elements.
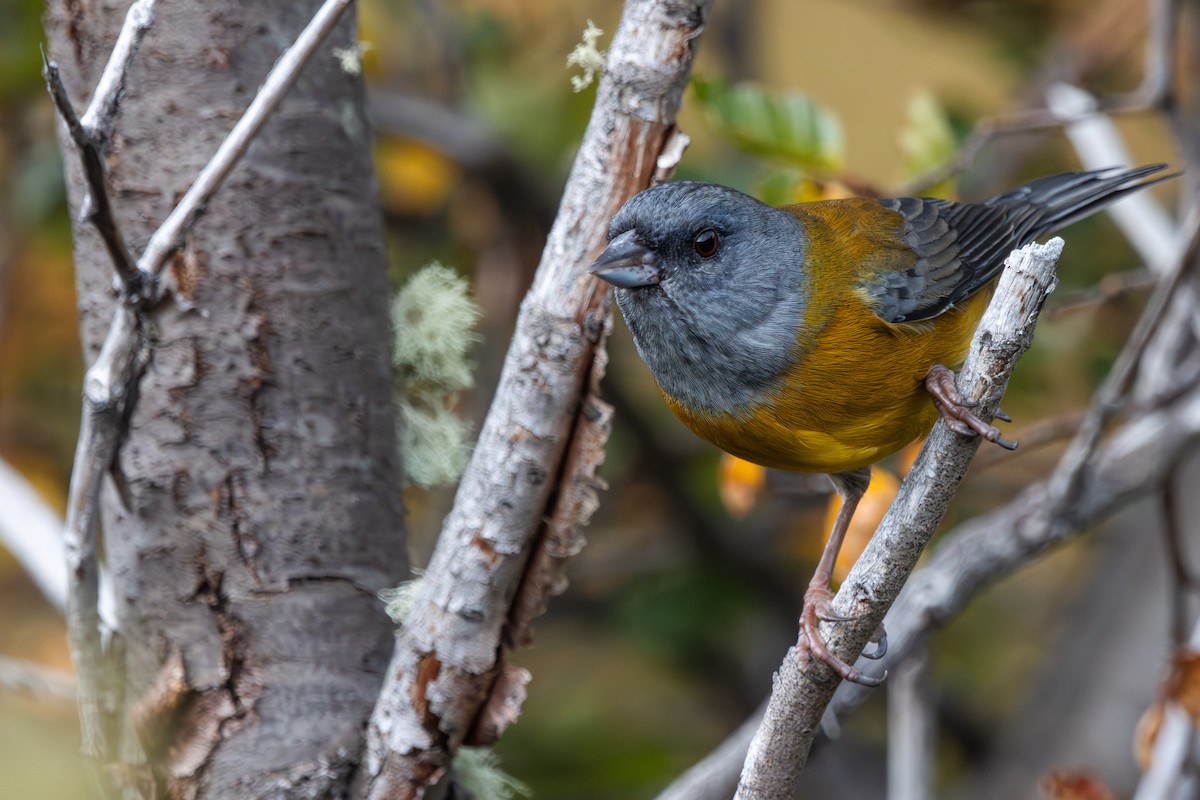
<box><xmin>866</xmin><ymin>164</ymin><xmax>1171</xmax><ymax>324</ymax></box>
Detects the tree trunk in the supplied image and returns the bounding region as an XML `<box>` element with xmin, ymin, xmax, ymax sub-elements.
<box><xmin>44</xmin><ymin>1</ymin><xmax>407</xmax><ymax>796</ymax></box>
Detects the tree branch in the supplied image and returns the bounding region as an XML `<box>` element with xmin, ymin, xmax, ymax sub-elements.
<box><xmin>356</xmin><ymin>2</ymin><xmax>715</xmax><ymax>797</ymax></box>
<box><xmin>0</xmin><ymin>654</ymin><xmax>77</xmax><ymax>703</ymax></box>
<box><xmin>654</xmin><ymin>366</ymin><xmax>1200</xmax><ymax>798</ymax></box>
<box><xmin>79</xmin><ymin>0</ymin><xmax>156</xmax><ymax>138</ymax></box>
<box><xmin>0</xmin><ymin>458</ymin><xmax>69</xmax><ymax>615</ymax></box>
<box><xmin>63</xmin><ymin>308</ymin><xmax>140</xmax><ymax>760</ymax></box>
<box><xmin>736</xmin><ymin>239</ymin><xmax>1064</xmax><ymax>799</ymax></box>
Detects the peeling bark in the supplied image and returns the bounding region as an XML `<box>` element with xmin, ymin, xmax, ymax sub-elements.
<box><xmin>357</xmin><ymin>2</ymin><xmax>714</xmax><ymax>797</ymax></box>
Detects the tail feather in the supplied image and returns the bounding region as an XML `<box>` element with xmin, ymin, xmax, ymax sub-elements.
<box><xmin>875</xmin><ymin>163</ymin><xmax>1178</xmax><ymax>324</ymax></box>
<box><xmin>991</xmin><ymin>164</ymin><xmax>1176</xmax><ymax>242</ymax></box>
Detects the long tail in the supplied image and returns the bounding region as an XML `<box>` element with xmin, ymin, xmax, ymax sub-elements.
<box><xmin>987</xmin><ymin>163</ymin><xmax>1176</xmax><ymax>242</ymax></box>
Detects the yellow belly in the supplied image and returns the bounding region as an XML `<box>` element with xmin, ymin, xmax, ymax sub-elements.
<box><xmin>663</xmin><ymin>290</ymin><xmax>990</xmax><ymax>474</ymax></box>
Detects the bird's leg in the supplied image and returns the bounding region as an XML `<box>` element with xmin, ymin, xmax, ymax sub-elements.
<box><xmin>925</xmin><ymin>363</ymin><xmax>1017</xmax><ymax>450</ymax></box>
<box><xmin>799</xmin><ymin>468</ymin><xmax>884</xmax><ymax>687</ymax></box>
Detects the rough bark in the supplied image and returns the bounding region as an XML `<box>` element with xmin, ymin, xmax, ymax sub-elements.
<box><xmin>356</xmin><ymin>2</ymin><xmax>714</xmax><ymax>797</ymax></box>
<box><xmin>44</xmin><ymin>1</ymin><xmax>406</xmax><ymax>796</ymax></box>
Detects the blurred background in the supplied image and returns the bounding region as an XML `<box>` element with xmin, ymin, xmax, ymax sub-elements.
<box><xmin>0</xmin><ymin>0</ymin><xmax>1187</xmax><ymax>797</ymax></box>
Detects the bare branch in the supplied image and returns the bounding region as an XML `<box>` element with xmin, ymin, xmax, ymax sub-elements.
<box><xmin>0</xmin><ymin>654</ymin><xmax>76</xmax><ymax>702</ymax></box>
<box><xmin>138</xmin><ymin>0</ymin><xmax>354</xmax><ymax>288</ymax></box>
<box><xmin>43</xmin><ymin>54</ymin><xmax>141</xmax><ymax>297</ymax></box>
<box><xmin>0</xmin><ymin>458</ymin><xmax>68</xmax><ymax>614</ymax></box>
<box><xmin>1047</xmin><ymin>82</ymin><xmax>1179</xmax><ymax>270</ymax></box>
<box><xmin>1046</xmin><ymin>209</ymin><xmax>1200</xmax><ymax>511</ymax></box>
<box><xmin>827</xmin><ymin>385</ymin><xmax>1200</xmax><ymax>721</ymax></box>
<box><xmin>357</xmin><ymin>2</ymin><xmax>715</xmax><ymax>796</ymax></box>
<box><xmin>64</xmin><ymin>308</ymin><xmax>141</xmax><ymax>760</ymax></box>
<box><xmin>887</xmin><ymin>648</ymin><xmax>934</xmax><ymax>800</ymax></box>
<box><xmin>736</xmin><ymin>239</ymin><xmax>1064</xmax><ymax>799</ymax></box>
<box><xmin>79</xmin><ymin>0</ymin><xmax>156</xmax><ymax>138</ymax></box>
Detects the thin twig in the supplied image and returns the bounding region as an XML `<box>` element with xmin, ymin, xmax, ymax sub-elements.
<box><xmin>79</xmin><ymin>0</ymin><xmax>156</xmax><ymax>138</ymax></box>
<box><xmin>63</xmin><ymin>308</ymin><xmax>140</xmax><ymax>760</ymax></box>
<box><xmin>904</xmin><ymin>110</ymin><xmax>1069</xmax><ymax>196</ymax></box>
<box><xmin>1045</xmin><ymin>208</ymin><xmax>1200</xmax><ymax>512</ymax></box>
<box><xmin>0</xmin><ymin>655</ymin><xmax>77</xmax><ymax>702</ymax></box>
<box><xmin>828</xmin><ymin>383</ymin><xmax>1200</xmax><ymax>718</ymax></box>
<box><xmin>0</xmin><ymin>457</ymin><xmax>69</xmax><ymax>614</ymax></box>
<box><xmin>138</xmin><ymin>0</ymin><xmax>354</xmax><ymax>290</ymax></box>
<box><xmin>1045</xmin><ymin>268</ymin><xmax>1157</xmax><ymax>320</ymax></box>
<box><xmin>43</xmin><ymin>55</ymin><xmax>141</xmax><ymax>297</ymax></box>
<box><xmin>971</xmin><ymin>410</ymin><xmax>1083</xmax><ymax>469</ymax></box>
<box><xmin>1110</xmin><ymin>0</ymin><xmax>1179</xmax><ymax>111</ymax></box>
<box><xmin>41</xmin><ymin>0</ymin><xmax>156</xmax><ymax>298</ymax></box>
<box><xmin>905</xmin><ymin>12</ymin><xmax>1179</xmax><ymax>201</ymax></box>
<box><xmin>736</xmin><ymin>239</ymin><xmax>1064</xmax><ymax>799</ymax></box>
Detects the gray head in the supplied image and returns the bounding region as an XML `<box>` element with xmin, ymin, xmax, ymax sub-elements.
<box><xmin>590</xmin><ymin>181</ymin><xmax>811</xmax><ymax>414</ymax></box>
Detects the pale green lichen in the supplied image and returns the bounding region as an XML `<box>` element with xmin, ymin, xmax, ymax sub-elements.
<box><xmin>398</xmin><ymin>399</ymin><xmax>472</xmax><ymax>488</ymax></box>
<box><xmin>378</xmin><ymin>577</ymin><xmax>423</xmax><ymax>624</ymax></box>
<box><xmin>393</xmin><ymin>263</ymin><xmax>481</xmax><ymax>391</ymax></box>
<box><xmin>453</xmin><ymin>746</ymin><xmax>532</xmax><ymax>799</ymax></box>
<box><xmin>393</xmin><ymin>263</ymin><xmax>481</xmax><ymax>487</ymax></box>
<box><xmin>566</xmin><ymin>20</ymin><xmax>605</xmax><ymax>93</ymax></box>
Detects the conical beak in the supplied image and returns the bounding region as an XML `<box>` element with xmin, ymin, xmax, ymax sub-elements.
<box><xmin>590</xmin><ymin>229</ymin><xmax>661</xmax><ymax>289</ymax></box>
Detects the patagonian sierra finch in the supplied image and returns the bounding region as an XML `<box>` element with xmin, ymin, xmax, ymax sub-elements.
<box><xmin>591</xmin><ymin>164</ymin><xmax>1175</xmax><ymax>685</ymax></box>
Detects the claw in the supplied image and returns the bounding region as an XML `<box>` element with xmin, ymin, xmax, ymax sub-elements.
<box><xmin>925</xmin><ymin>364</ymin><xmax>1018</xmax><ymax>450</ymax></box>
<box><xmin>861</xmin><ymin>626</ymin><xmax>888</xmax><ymax>660</ymax></box>
<box><xmin>799</xmin><ymin>586</ymin><xmax>885</xmax><ymax>687</ymax></box>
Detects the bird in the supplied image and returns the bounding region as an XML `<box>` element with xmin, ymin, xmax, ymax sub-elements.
<box><xmin>590</xmin><ymin>164</ymin><xmax>1174</xmax><ymax>685</ymax></box>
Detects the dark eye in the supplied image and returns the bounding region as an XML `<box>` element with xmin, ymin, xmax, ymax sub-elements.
<box><xmin>693</xmin><ymin>228</ymin><xmax>720</xmax><ymax>258</ymax></box>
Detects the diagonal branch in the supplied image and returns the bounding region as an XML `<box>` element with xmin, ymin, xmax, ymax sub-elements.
<box><xmin>831</xmin><ymin>373</ymin><xmax>1200</xmax><ymax>716</ymax></box>
<box><xmin>656</xmin><ymin>361</ymin><xmax>1200</xmax><ymax>800</ymax></box>
<box><xmin>736</xmin><ymin>239</ymin><xmax>1064</xmax><ymax>799</ymax></box>
<box><xmin>43</xmin><ymin>54</ymin><xmax>142</xmax><ymax>298</ymax></box>
<box><xmin>42</xmin><ymin>0</ymin><xmax>155</xmax><ymax>298</ymax></box>
<box><xmin>356</xmin><ymin>2</ymin><xmax>715</xmax><ymax>797</ymax></box>
<box><xmin>63</xmin><ymin>308</ymin><xmax>141</xmax><ymax>760</ymax></box>
<box><xmin>79</xmin><ymin>0</ymin><xmax>156</xmax><ymax>138</ymax></box>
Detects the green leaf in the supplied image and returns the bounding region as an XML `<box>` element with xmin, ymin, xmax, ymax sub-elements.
<box><xmin>692</xmin><ymin>77</ymin><xmax>843</xmax><ymax>171</ymax></box>
<box><xmin>898</xmin><ymin>89</ymin><xmax>956</xmax><ymax>186</ymax></box>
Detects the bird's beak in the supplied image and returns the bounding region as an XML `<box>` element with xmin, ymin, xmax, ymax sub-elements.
<box><xmin>589</xmin><ymin>229</ymin><xmax>661</xmax><ymax>289</ymax></box>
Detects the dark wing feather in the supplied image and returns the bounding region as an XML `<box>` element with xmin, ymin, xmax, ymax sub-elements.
<box><xmin>865</xmin><ymin>164</ymin><xmax>1174</xmax><ymax>323</ymax></box>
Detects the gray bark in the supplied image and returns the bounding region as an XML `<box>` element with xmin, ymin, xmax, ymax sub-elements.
<box><xmin>44</xmin><ymin>1</ymin><xmax>406</xmax><ymax>796</ymax></box>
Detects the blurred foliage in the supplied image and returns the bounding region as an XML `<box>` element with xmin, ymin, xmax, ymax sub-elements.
<box><xmin>0</xmin><ymin>0</ymin><xmax>1181</xmax><ymax>798</ymax></box>
<box><xmin>691</xmin><ymin>77</ymin><xmax>844</xmax><ymax>172</ymax></box>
